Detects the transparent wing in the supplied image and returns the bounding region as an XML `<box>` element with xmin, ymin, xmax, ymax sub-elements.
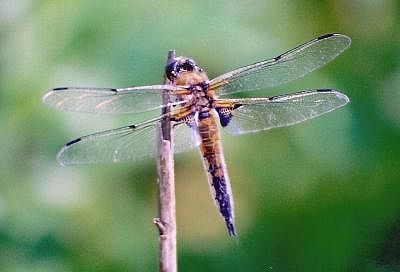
<box><xmin>57</xmin><ymin>117</ymin><xmax>200</xmax><ymax>166</ymax></box>
<box><xmin>209</xmin><ymin>33</ymin><xmax>351</xmax><ymax>96</ymax></box>
<box><xmin>173</xmin><ymin>120</ymin><xmax>201</xmax><ymax>155</ymax></box>
<box><xmin>219</xmin><ymin>89</ymin><xmax>349</xmax><ymax>135</ymax></box>
<box><xmin>42</xmin><ymin>85</ymin><xmax>187</xmax><ymax>114</ymax></box>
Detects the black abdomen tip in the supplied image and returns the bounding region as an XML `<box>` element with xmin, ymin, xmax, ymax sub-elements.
<box><xmin>227</xmin><ymin>221</ymin><xmax>237</xmax><ymax>236</ymax></box>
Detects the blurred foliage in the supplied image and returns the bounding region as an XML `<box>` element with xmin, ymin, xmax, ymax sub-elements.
<box><xmin>1</xmin><ymin>0</ymin><xmax>400</xmax><ymax>271</ymax></box>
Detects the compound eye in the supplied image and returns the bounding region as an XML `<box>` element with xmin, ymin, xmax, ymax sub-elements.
<box><xmin>181</xmin><ymin>59</ymin><xmax>197</xmax><ymax>71</ymax></box>
<box><xmin>165</xmin><ymin>61</ymin><xmax>177</xmax><ymax>81</ymax></box>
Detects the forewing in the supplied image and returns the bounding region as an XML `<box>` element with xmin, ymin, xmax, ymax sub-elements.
<box><xmin>57</xmin><ymin>118</ymin><xmax>200</xmax><ymax>166</ymax></box>
<box><xmin>209</xmin><ymin>33</ymin><xmax>351</xmax><ymax>96</ymax></box>
<box><xmin>219</xmin><ymin>89</ymin><xmax>349</xmax><ymax>135</ymax></box>
<box><xmin>43</xmin><ymin>85</ymin><xmax>187</xmax><ymax>114</ymax></box>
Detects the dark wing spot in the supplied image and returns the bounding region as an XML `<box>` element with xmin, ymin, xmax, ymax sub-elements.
<box><xmin>66</xmin><ymin>138</ymin><xmax>81</xmax><ymax>146</ymax></box>
<box><xmin>318</xmin><ymin>33</ymin><xmax>334</xmax><ymax>40</ymax></box>
<box><xmin>216</xmin><ymin>107</ymin><xmax>233</xmax><ymax>127</ymax></box>
<box><xmin>274</xmin><ymin>54</ymin><xmax>282</xmax><ymax>61</ymax></box>
<box><xmin>110</xmin><ymin>88</ymin><xmax>118</xmax><ymax>92</ymax></box>
<box><xmin>233</xmin><ymin>103</ymin><xmax>242</xmax><ymax>110</ymax></box>
<box><xmin>53</xmin><ymin>87</ymin><xmax>68</xmax><ymax>91</ymax></box>
<box><xmin>128</xmin><ymin>124</ymin><xmax>137</xmax><ymax>129</ymax></box>
<box><xmin>316</xmin><ymin>89</ymin><xmax>332</xmax><ymax>93</ymax></box>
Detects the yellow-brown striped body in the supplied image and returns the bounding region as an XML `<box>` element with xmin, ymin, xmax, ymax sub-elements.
<box><xmin>168</xmin><ymin>57</ymin><xmax>236</xmax><ymax>236</ymax></box>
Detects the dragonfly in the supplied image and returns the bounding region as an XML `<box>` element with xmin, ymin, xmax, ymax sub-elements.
<box><xmin>43</xmin><ymin>33</ymin><xmax>351</xmax><ymax>236</ymax></box>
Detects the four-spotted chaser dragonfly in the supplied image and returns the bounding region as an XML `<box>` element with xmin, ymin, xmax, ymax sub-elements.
<box><xmin>43</xmin><ymin>33</ymin><xmax>351</xmax><ymax>236</ymax></box>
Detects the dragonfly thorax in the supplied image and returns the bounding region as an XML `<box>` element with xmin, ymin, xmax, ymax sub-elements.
<box><xmin>167</xmin><ymin>56</ymin><xmax>214</xmax><ymax>115</ymax></box>
<box><xmin>165</xmin><ymin>56</ymin><xmax>208</xmax><ymax>84</ymax></box>
<box><xmin>185</xmin><ymin>80</ymin><xmax>214</xmax><ymax>114</ymax></box>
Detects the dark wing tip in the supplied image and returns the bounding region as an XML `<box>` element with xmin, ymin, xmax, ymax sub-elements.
<box><xmin>316</xmin><ymin>88</ymin><xmax>333</xmax><ymax>93</ymax></box>
<box><xmin>318</xmin><ymin>33</ymin><xmax>335</xmax><ymax>40</ymax></box>
<box><xmin>57</xmin><ymin>138</ymin><xmax>82</xmax><ymax>166</ymax></box>
<box><xmin>43</xmin><ymin>87</ymin><xmax>69</xmax><ymax>104</ymax></box>
<box><xmin>318</xmin><ymin>33</ymin><xmax>352</xmax><ymax>46</ymax></box>
<box><xmin>65</xmin><ymin>137</ymin><xmax>82</xmax><ymax>146</ymax></box>
<box><xmin>53</xmin><ymin>87</ymin><xmax>69</xmax><ymax>91</ymax></box>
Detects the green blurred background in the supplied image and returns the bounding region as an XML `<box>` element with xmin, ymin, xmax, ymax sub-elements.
<box><xmin>1</xmin><ymin>0</ymin><xmax>400</xmax><ymax>271</ymax></box>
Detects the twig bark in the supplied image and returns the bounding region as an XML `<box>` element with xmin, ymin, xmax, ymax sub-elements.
<box><xmin>155</xmin><ymin>50</ymin><xmax>177</xmax><ymax>272</ymax></box>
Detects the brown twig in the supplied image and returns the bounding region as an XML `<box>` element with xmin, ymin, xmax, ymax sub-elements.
<box><xmin>155</xmin><ymin>50</ymin><xmax>177</xmax><ymax>272</ymax></box>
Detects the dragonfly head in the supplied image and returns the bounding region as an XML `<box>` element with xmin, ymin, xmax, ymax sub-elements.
<box><xmin>165</xmin><ymin>56</ymin><xmax>204</xmax><ymax>82</ymax></box>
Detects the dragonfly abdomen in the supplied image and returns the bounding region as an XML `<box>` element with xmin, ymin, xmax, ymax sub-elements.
<box><xmin>198</xmin><ymin>111</ymin><xmax>236</xmax><ymax>236</ymax></box>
